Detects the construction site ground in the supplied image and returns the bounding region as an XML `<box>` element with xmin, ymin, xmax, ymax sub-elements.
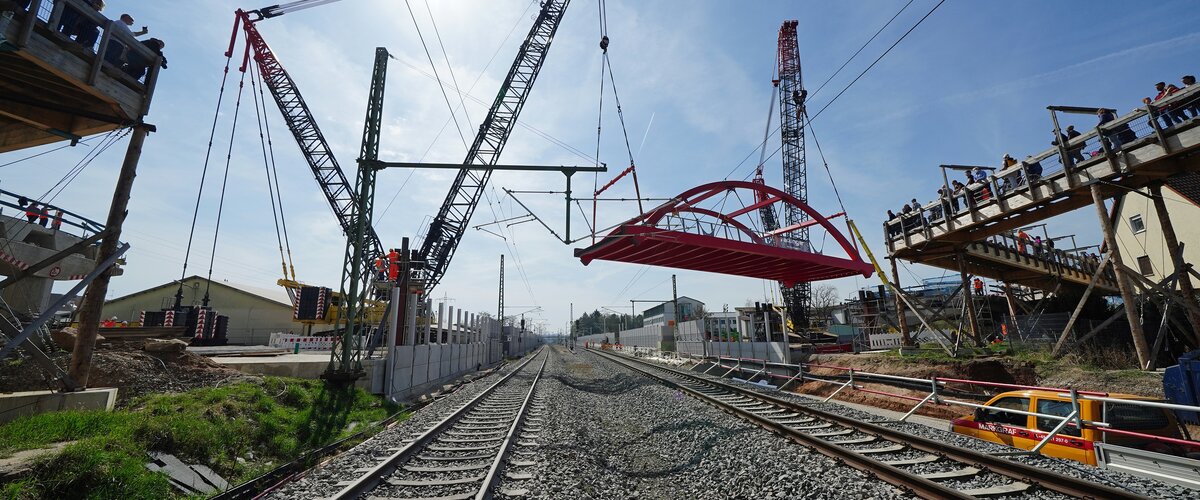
<box><xmin>792</xmin><ymin>348</ymin><xmax>1173</xmax><ymax>423</ymax></box>
<box><xmin>0</xmin><ymin>340</ymin><xmax>254</xmax><ymax>406</ymax></box>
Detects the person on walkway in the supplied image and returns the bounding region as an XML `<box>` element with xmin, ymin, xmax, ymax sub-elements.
<box><xmin>1144</xmin><ymin>97</ymin><xmax>1173</xmax><ymax>130</ymax></box>
<box><xmin>24</xmin><ymin>202</ymin><xmax>39</xmax><ymax>224</ymax></box>
<box><xmin>1153</xmin><ymin>81</ymin><xmax>1189</xmax><ymax>126</ymax></box>
<box><xmin>1017</xmin><ymin>229</ymin><xmax>1031</xmax><ymax>254</ymax></box>
<box><xmin>17</xmin><ymin>197</ymin><xmax>32</xmax><ymax>223</ymax></box>
<box><xmin>104</xmin><ymin>13</ymin><xmax>149</xmax><ymax>67</ymax></box>
<box><xmin>1002</xmin><ymin>154</ymin><xmax>1017</xmax><ymax>169</ymax></box>
<box><xmin>72</xmin><ymin>0</ymin><xmax>107</xmax><ymax>48</ymax></box>
<box><xmin>1053</xmin><ymin>127</ymin><xmax>1086</xmax><ymax>163</ymax></box>
<box><xmin>101</xmin><ymin>316</ymin><xmax>117</xmax><ymax>328</ymax></box>
<box><xmin>1181</xmin><ymin>75</ymin><xmax>1199</xmax><ymax>118</ymax></box>
<box><xmin>123</xmin><ymin>37</ymin><xmax>167</xmax><ymax>81</ymax></box>
<box><xmin>1097</xmin><ymin>108</ymin><xmax>1135</xmax><ymax>150</ymax></box>
<box><xmin>37</xmin><ymin>205</ymin><xmax>49</xmax><ymax>227</ymax></box>
<box><xmin>973</xmin><ymin>278</ymin><xmax>984</xmax><ymax>296</ymax></box>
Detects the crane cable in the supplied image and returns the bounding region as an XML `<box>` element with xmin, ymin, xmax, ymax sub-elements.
<box><xmin>590</xmin><ymin>0</ymin><xmax>643</xmax><ymax>242</ymax></box>
<box><xmin>248</xmin><ymin>57</ymin><xmax>294</xmax><ymax>282</ymax></box>
<box><xmin>176</xmin><ymin>39</ymin><xmax>238</xmax><ymax>301</ymax></box>
<box><xmin>202</xmin><ymin>51</ymin><xmax>252</xmax><ymax>306</ymax></box>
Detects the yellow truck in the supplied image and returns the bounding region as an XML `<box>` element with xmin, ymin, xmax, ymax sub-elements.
<box><xmin>950</xmin><ymin>389</ymin><xmax>1197</xmax><ymax>466</ymax></box>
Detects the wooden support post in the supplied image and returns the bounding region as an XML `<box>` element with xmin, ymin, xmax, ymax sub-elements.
<box><xmin>1149</xmin><ymin>183</ymin><xmax>1200</xmax><ymax>346</ymax></box>
<box><xmin>1090</xmin><ymin>183</ymin><xmax>1152</xmax><ymax>370</ymax></box>
<box><xmin>890</xmin><ymin>257</ymin><xmax>911</xmax><ymax>346</ymax></box>
<box><xmin>1051</xmin><ymin>253</ymin><xmax>1112</xmax><ymax>357</ymax></box>
<box><xmin>957</xmin><ymin>251</ymin><xmax>984</xmax><ymax>346</ymax></box>
<box><xmin>68</xmin><ymin>124</ymin><xmax>149</xmax><ymax>387</ymax></box>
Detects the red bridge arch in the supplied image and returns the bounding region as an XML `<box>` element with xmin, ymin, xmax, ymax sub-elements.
<box><xmin>575</xmin><ymin>180</ymin><xmax>873</xmax><ymax>286</ymax></box>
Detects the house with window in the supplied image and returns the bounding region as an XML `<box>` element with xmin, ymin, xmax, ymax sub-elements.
<box><xmin>641</xmin><ymin>297</ymin><xmax>704</xmax><ymax>327</ymax></box>
<box><xmin>1112</xmin><ymin>173</ymin><xmax>1200</xmax><ymax>283</ymax></box>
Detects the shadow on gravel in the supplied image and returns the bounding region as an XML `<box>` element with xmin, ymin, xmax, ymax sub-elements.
<box><xmin>550</xmin><ymin>373</ymin><xmax>655</xmax><ymax>396</ymax></box>
<box><xmin>544</xmin><ymin>419</ymin><xmax>755</xmax><ymax>478</ymax></box>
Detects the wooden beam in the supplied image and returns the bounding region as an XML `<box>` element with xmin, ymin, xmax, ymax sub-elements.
<box><xmin>1052</xmin><ymin>252</ymin><xmax>1113</xmax><ymax>357</ymax></box>
<box><xmin>1092</xmin><ymin>183</ymin><xmax>1152</xmax><ymax>370</ymax></box>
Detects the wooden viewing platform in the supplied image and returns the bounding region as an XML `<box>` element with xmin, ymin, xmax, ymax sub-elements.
<box><xmin>0</xmin><ymin>0</ymin><xmax>160</xmax><ymax>152</ymax></box>
<box><xmin>885</xmin><ymin>84</ymin><xmax>1200</xmax><ymax>292</ymax></box>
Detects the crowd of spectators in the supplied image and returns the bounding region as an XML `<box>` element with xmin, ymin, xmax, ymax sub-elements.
<box><xmin>4</xmin><ymin>0</ymin><xmax>166</xmax><ymax>82</ymax></box>
<box><xmin>888</xmin><ymin>75</ymin><xmax>1200</xmax><ymax>239</ymax></box>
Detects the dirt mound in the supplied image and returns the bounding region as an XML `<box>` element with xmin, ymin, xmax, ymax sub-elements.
<box><xmin>0</xmin><ymin>341</ymin><xmax>254</xmax><ymax>406</ymax></box>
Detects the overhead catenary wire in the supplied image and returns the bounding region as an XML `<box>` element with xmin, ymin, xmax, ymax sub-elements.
<box><xmin>808</xmin><ymin>0</ymin><xmax>948</xmax><ymax>123</ymax></box>
<box><xmin>404</xmin><ymin>0</ymin><xmax>469</xmax><ymax>149</ymax></box>
<box><xmin>807</xmin><ymin>0</ymin><xmax>916</xmax><ymax>100</ymax></box>
<box><xmin>726</xmin><ymin>0</ymin><xmax>945</xmax><ymax>182</ymax></box>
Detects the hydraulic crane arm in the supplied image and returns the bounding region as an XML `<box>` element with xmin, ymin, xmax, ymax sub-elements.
<box><xmin>418</xmin><ymin>0</ymin><xmax>571</xmax><ymax>291</ymax></box>
<box><xmin>230</xmin><ymin>6</ymin><xmax>384</xmax><ymax>264</ymax></box>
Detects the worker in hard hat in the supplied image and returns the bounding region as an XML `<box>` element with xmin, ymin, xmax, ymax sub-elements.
<box><xmin>102</xmin><ymin>316</ymin><xmax>118</xmax><ymax>328</ymax></box>
<box><xmin>374</xmin><ymin>254</ymin><xmax>386</xmax><ymax>281</ymax></box>
<box><xmin>387</xmin><ymin>248</ymin><xmax>400</xmax><ymax>282</ymax></box>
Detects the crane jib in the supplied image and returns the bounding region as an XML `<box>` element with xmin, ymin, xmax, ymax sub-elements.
<box><xmin>234</xmin><ymin>9</ymin><xmax>383</xmax><ymax>262</ymax></box>
<box><xmin>418</xmin><ymin>0</ymin><xmax>572</xmax><ymax>292</ymax></box>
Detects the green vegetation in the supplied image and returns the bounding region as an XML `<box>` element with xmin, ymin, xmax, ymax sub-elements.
<box><xmin>0</xmin><ymin>377</ymin><xmax>402</xmax><ymax>499</ymax></box>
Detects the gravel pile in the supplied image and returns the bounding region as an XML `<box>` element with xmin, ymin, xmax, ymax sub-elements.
<box><xmin>677</xmin><ymin>359</ymin><xmax>1193</xmax><ymax>500</ymax></box>
<box><xmin>267</xmin><ymin>356</ymin><xmax>532</xmax><ymax>499</ymax></box>
<box><xmin>494</xmin><ymin>346</ymin><xmax>906</xmax><ymax>499</ymax></box>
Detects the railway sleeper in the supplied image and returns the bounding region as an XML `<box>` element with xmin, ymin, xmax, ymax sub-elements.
<box><xmin>387</xmin><ymin>473</ymin><xmax>486</xmax><ymax>486</ymax></box>
<box><xmin>917</xmin><ymin>466</ymin><xmax>980</xmax><ymax>480</ymax></box>
<box><xmin>403</xmin><ymin>462</ymin><xmax>492</xmax><ymax>473</ymax></box>
<box><xmin>882</xmin><ymin>454</ymin><xmax>941</xmax><ymax>466</ymax></box>
<box><xmin>959</xmin><ymin>481</ymin><xmax>1033</xmax><ymax>497</ymax></box>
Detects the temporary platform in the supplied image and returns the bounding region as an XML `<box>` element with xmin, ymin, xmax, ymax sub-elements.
<box><xmin>886</xmin><ymin>87</ymin><xmax>1200</xmax><ymax>288</ymax></box>
<box><xmin>0</xmin><ymin>0</ymin><xmax>160</xmax><ymax>152</ymax></box>
<box><xmin>576</xmin><ymin>180</ymin><xmax>873</xmax><ymax>285</ymax></box>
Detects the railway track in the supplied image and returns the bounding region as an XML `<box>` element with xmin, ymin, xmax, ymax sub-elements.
<box><xmin>329</xmin><ymin>348</ymin><xmax>547</xmax><ymax>500</ymax></box>
<box><xmin>590</xmin><ymin>348</ymin><xmax>1146</xmax><ymax>500</ymax></box>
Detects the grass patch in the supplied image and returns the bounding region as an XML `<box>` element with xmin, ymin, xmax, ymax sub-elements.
<box><xmin>0</xmin><ymin>377</ymin><xmax>402</xmax><ymax>499</ymax></box>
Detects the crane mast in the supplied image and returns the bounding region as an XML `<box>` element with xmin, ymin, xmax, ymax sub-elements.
<box><xmin>327</xmin><ymin>47</ymin><xmax>390</xmax><ymax>379</ymax></box>
<box><xmin>776</xmin><ymin>20</ymin><xmax>811</xmax><ymax>333</ymax></box>
<box><xmin>417</xmin><ymin>0</ymin><xmax>571</xmax><ymax>292</ymax></box>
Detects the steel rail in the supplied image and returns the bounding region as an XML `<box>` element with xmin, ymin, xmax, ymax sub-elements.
<box><xmin>591</xmin><ymin>349</ymin><xmax>1147</xmax><ymax>500</ymax></box>
<box><xmin>330</xmin><ymin>348</ymin><xmax>545</xmax><ymax>499</ymax></box>
<box><xmin>474</xmin><ymin>352</ymin><xmax>548</xmax><ymax>499</ymax></box>
<box><xmin>590</xmin><ymin>350</ymin><xmax>969</xmax><ymax>499</ymax></box>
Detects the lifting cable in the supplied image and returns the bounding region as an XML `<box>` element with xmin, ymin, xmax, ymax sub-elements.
<box><xmin>248</xmin><ymin>58</ymin><xmax>294</xmax><ymax>282</ymax></box>
<box><xmin>177</xmin><ymin>41</ymin><xmax>238</xmax><ymax>299</ymax></box>
<box><xmin>202</xmin><ymin>49</ymin><xmax>252</xmax><ymax>306</ymax></box>
<box><xmin>590</xmin><ymin>0</ymin><xmax>643</xmax><ymax>243</ymax></box>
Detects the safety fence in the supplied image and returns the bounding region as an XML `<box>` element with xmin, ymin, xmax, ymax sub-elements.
<box><xmin>701</xmin><ymin>354</ymin><xmax>1200</xmax><ymax>457</ymax></box>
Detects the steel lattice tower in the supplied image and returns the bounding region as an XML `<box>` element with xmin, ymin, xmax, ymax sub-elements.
<box><xmin>776</xmin><ymin>20</ymin><xmax>811</xmax><ymax>333</ymax></box>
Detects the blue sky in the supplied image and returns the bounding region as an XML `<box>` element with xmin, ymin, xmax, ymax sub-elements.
<box><xmin>5</xmin><ymin>0</ymin><xmax>1200</xmax><ymax>334</ymax></box>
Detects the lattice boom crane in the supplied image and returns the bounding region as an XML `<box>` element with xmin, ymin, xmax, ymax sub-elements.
<box><xmin>775</xmin><ymin>20</ymin><xmax>812</xmax><ymax>332</ymax></box>
<box><xmin>417</xmin><ymin>0</ymin><xmax>572</xmax><ymax>292</ymax></box>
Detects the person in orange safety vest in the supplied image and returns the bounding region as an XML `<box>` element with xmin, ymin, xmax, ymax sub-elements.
<box><xmin>387</xmin><ymin>248</ymin><xmax>400</xmax><ymax>281</ymax></box>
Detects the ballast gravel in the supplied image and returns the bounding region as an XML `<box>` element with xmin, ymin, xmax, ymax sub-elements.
<box><xmin>672</xmin><ymin>356</ymin><xmax>1194</xmax><ymax>500</ymax></box>
<box><xmin>493</xmin><ymin>346</ymin><xmax>907</xmax><ymax>499</ymax></box>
